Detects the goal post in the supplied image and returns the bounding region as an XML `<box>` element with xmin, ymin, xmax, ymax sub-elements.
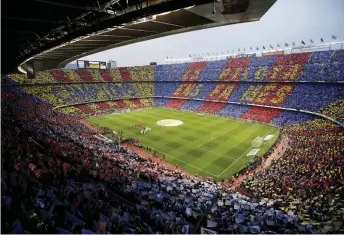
<box><xmin>252</xmin><ymin>136</ymin><xmax>264</xmax><ymax>148</ymax></box>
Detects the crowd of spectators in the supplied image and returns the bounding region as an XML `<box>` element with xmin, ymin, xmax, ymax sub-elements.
<box><xmin>3</xmin><ymin>50</ymin><xmax>343</xmax><ymax>120</ymax></box>
<box><xmin>4</xmin><ymin>50</ymin><xmax>344</xmax><ymax>86</ymax></box>
<box><xmin>240</xmin><ymin>107</ymin><xmax>282</xmax><ymax>123</ymax></box>
<box><xmin>7</xmin><ymin>84</ymin><xmax>337</xmax><ymax>233</ymax></box>
<box><xmin>155</xmin><ymin>64</ymin><xmax>189</xmax><ymax>81</ymax></box>
<box><xmin>2</xmin><ymin>49</ymin><xmax>344</xmax><ymax>233</ymax></box>
<box><xmin>282</xmin><ymin>84</ymin><xmax>344</xmax><ymax>113</ymax></box>
<box><xmin>272</xmin><ymin>110</ymin><xmax>315</xmax><ymax>126</ymax></box>
<box><xmin>155</xmin><ymin>82</ymin><xmax>343</xmax><ymax>123</ymax></box>
<box><xmin>196</xmin><ymin>102</ymin><xmax>226</xmax><ymax>114</ymax></box>
<box><xmin>180</xmin><ymin>100</ymin><xmax>205</xmax><ymax>111</ymax></box>
<box><xmin>241</xmin><ymin>119</ymin><xmax>344</xmax><ymax>233</ymax></box>
<box><xmin>17</xmin><ymin>83</ymin><xmax>154</xmax><ymax>110</ymax></box>
<box><xmin>128</xmin><ymin>66</ymin><xmax>155</xmax><ymax>81</ymax></box>
<box><xmin>57</xmin><ymin>98</ymin><xmax>154</xmax><ymax>117</ymax></box>
<box><xmin>2</xmin><ymin>86</ymin><xmax>213</xmax><ymax>233</ymax></box>
<box><xmin>164</xmin><ymin>99</ymin><xmax>189</xmax><ymax>109</ymax></box>
<box><xmin>319</xmin><ymin>99</ymin><xmax>344</xmax><ymax>122</ymax></box>
<box><xmin>198</xmin><ymin>61</ymin><xmax>228</xmax><ymax>81</ymax></box>
<box><xmin>5</xmin><ymin>65</ymin><xmax>154</xmax><ymax>84</ymax></box>
<box><xmin>155</xmin><ymin>82</ymin><xmax>343</xmax><ymax>121</ymax></box>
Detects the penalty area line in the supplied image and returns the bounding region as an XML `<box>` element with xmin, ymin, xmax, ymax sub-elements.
<box><xmin>216</xmin><ymin>127</ymin><xmax>274</xmax><ymax>177</ymax></box>
<box><xmin>198</xmin><ymin>146</ymin><xmax>238</xmax><ymax>161</ymax></box>
<box><xmin>198</xmin><ymin>126</ymin><xmax>237</xmax><ymax>149</ymax></box>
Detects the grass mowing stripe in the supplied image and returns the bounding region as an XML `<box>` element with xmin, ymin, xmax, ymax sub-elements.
<box><xmin>139</xmin><ymin>143</ymin><xmax>219</xmax><ymax>177</ymax></box>
<box><xmin>198</xmin><ymin>146</ymin><xmax>238</xmax><ymax>161</ymax></box>
<box><xmin>216</xmin><ymin>126</ymin><xmax>275</xmax><ymax>177</ymax></box>
<box><xmin>86</xmin><ymin>107</ymin><xmax>279</xmax><ymax>180</ymax></box>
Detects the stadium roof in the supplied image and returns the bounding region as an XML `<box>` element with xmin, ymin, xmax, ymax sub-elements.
<box><xmin>2</xmin><ymin>0</ymin><xmax>276</xmax><ymax>74</ymax></box>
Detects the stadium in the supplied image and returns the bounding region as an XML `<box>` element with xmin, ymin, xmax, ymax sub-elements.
<box><xmin>1</xmin><ymin>0</ymin><xmax>344</xmax><ymax>234</ymax></box>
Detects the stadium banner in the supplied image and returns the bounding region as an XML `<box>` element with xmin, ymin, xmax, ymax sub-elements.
<box><xmin>100</xmin><ymin>62</ymin><xmax>107</xmax><ymax>69</ymax></box>
<box><xmin>77</xmin><ymin>60</ymin><xmax>85</xmax><ymax>69</ymax></box>
<box><xmin>77</xmin><ymin>60</ymin><xmax>107</xmax><ymax>69</ymax></box>
<box><xmin>87</xmin><ymin>61</ymin><xmax>100</xmax><ymax>69</ymax></box>
<box><xmin>262</xmin><ymin>51</ymin><xmax>284</xmax><ymax>56</ymax></box>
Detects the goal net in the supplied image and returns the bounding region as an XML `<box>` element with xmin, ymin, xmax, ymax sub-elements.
<box><xmin>252</xmin><ymin>136</ymin><xmax>264</xmax><ymax>148</ymax></box>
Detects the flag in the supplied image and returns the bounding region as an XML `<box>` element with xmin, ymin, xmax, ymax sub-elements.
<box><xmin>321</xmin><ymin>38</ymin><xmax>324</xmax><ymax>42</ymax></box>
<box><xmin>332</xmin><ymin>35</ymin><xmax>337</xmax><ymax>40</ymax></box>
<box><xmin>277</xmin><ymin>44</ymin><xmax>280</xmax><ymax>47</ymax></box>
<box><xmin>310</xmin><ymin>39</ymin><xmax>313</xmax><ymax>43</ymax></box>
<box><xmin>301</xmin><ymin>40</ymin><xmax>305</xmax><ymax>45</ymax></box>
<box><xmin>189</xmin><ymin>55</ymin><xmax>191</xmax><ymax>57</ymax></box>
<box><xmin>270</xmin><ymin>45</ymin><xmax>273</xmax><ymax>49</ymax></box>
<box><xmin>285</xmin><ymin>43</ymin><xmax>289</xmax><ymax>46</ymax></box>
<box><xmin>263</xmin><ymin>46</ymin><xmax>265</xmax><ymax>49</ymax></box>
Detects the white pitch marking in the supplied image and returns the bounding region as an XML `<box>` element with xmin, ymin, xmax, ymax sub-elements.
<box><xmin>198</xmin><ymin>125</ymin><xmax>238</xmax><ymax>149</ymax></box>
<box><xmin>217</xmin><ymin>127</ymin><xmax>274</xmax><ymax>177</ymax></box>
<box><xmin>141</xmin><ymin>144</ymin><xmax>219</xmax><ymax>177</ymax></box>
<box><xmin>198</xmin><ymin>146</ymin><xmax>238</xmax><ymax>161</ymax></box>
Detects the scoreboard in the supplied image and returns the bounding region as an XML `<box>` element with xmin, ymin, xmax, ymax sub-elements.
<box><xmin>77</xmin><ymin>60</ymin><xmax>107</xmax><ymax>69</ymax></box>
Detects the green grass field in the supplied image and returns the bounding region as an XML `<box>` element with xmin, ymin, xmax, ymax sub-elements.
<box><xmin>87</xmin><ymin>107</ymin><xmax>280</xmax><ymax>180</ymax></box>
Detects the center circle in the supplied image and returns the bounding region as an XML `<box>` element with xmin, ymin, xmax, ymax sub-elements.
<box><xmin>157</xmin><ymin>119</ymin><xmax>183</xmax><ymax>127</ymax></box>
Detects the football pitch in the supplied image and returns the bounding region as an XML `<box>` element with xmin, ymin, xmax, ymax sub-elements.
<box><xmin>87</xmin><ymin>107</ymin><xmax>280</xmax><ymax>180</ymax></box>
